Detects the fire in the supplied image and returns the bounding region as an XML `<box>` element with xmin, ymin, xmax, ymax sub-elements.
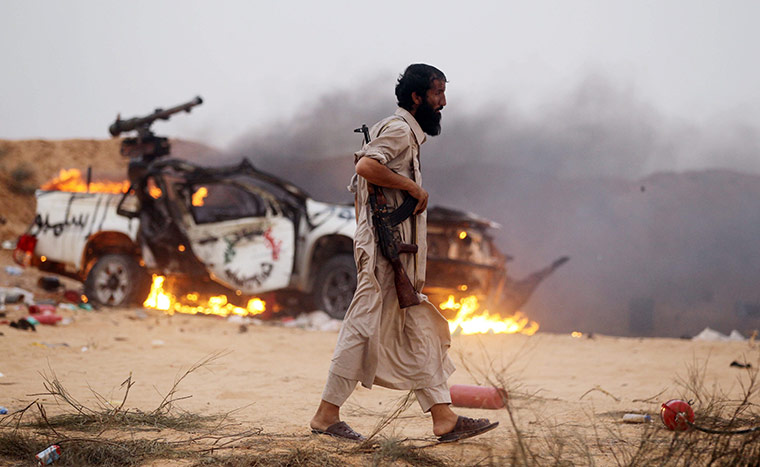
<box><xmin>143</xmin><ymin>275</ymin><xmax>266</xmax><ymax>317</ymax></box>
<box><xmin>441</xmin><ymin>295</ymin><xmax>539</xmax><ymax>335</ymax></box>
<box><xmin>42</xmin><ymin>168</ymin><xmax>130</xmax><ymax>194</ymax></box>
<box><xmin>192</xmin><ymin>186</ymin><xmax>208</xmax><ymax>206</ymax></box>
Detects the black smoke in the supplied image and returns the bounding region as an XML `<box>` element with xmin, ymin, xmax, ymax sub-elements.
<box><xmin>224</xmin><ymin>73</ymin><xmax>760</xmax><ymax>337</ymax></box>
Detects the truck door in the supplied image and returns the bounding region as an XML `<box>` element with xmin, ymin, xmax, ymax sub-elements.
<box><xmin>181</xmin><ymin>182</ymin><xmax>295</xmax><ymax>295</ymax></box>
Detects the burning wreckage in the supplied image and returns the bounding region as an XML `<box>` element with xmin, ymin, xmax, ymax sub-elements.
<box><xmin>14</xmin><ymin>97</ymin><xmax>567</xmax><ymax>334</ymax></box>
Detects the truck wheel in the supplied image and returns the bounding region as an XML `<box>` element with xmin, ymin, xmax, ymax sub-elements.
<box><xmin>313</xmin><ymin>254</ymin><xmax>356</xmax><ymax>320</ymax></box>
<box><xmin>84</xmin><ymin>254</ymin><xmax>148</xmax><ymax>307</ymax></box>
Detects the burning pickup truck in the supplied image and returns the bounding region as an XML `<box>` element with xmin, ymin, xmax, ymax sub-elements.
<box><xmin>14</xmin><ymin>98</ymin><xmax>566</xmax><ymax>333</ymax></box>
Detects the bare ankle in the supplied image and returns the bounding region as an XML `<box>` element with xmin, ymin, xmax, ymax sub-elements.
<box><xmin>311</xmin><ymin>400</ymin><xmax>341</xmax><ymax>430</ymax></box>
<box><xmin>429</xmin><ymin>404</ymin><xmax>458</xmax><ymax>436</ymax></box>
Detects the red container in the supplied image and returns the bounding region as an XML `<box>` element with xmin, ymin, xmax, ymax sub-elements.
<box><xmin>29</xmin><ymin>304</ymin><xmax>56</xmax><ymax>315</ymax></box>
<box><xmin>33</xmin><ymin>313</ymin><xmax>63</xmax><ymax>325</ymax></box>
<box><xmin>450</xmin><ymin>384</ymin><xmax>507</xmax><ymax>409</ymax></box>
<box><xmin>63</xmin><ymin>290</ymin><xmax>81</xmax><ymax>303</ymax></box>
<box><xmin>660</xmin><ymin>399</ymin><xmax>695</xmax><ymax>431</ymax></box>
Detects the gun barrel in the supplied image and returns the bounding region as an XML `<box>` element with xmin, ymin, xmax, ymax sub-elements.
<box><xmin>109</xmin><ymin>96</ymin><xmax>203</xmax><ymax>136</ymax></box>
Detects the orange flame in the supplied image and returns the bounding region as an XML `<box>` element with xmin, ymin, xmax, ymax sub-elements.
<box><xmin>143</xmin><ymin>275</ymin><xmax>266</xmax><ymax>317</ymax></box>
<box><xmin>41</xmin><ymin>168</ymin><xmax>130</xmax><ymax>194</ymax></box>
<box><xmin>192</xmin><ymin>186</ymin><xmax>208</xmax><ymax>206</ymax></box>
<box><xmin>148</xmin><ymin>186</ymin><xmax>162</xmax><ymax>199</ymax></box>
<box><xmin>441</xmin><ymin>295</ymin><xmax>539</xmax><ymax>335</ymax></box>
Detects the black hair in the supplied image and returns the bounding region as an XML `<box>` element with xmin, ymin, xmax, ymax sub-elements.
<box><xmin>395</xmin><ymin>64</ymin><xmax>447</xmax><ymax>111</ymax></box>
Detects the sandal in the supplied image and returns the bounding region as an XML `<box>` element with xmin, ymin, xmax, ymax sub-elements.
<box><xmin>437</xmin><ymin>416</ymin><xmax>499</xmax><ymax>443</ymax></box>
<box><xmin>312</xmin><ymin>421</ymin><xmax>366</xmax><ymax>442</ymax></box>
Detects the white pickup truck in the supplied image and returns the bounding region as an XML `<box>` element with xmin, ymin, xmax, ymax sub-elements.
<box><xmin>15</xmin><ymin>157</ymin><xmax>564</xmax><ymax>319</ymax></box>
<box><xmin>15</xmin><ymin>158</ymin><xmax>358</xmax><ymax>317</ymax></box>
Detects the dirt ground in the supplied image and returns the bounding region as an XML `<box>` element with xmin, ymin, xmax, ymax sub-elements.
<box><xmin>1</xmin><ymin>138</ymin><xmax>759</xmax><ymax>465</ymax></box>
<box><xmin>1</xmin><ymin>245</ymin><xmax>758</xmax><ymax>465</ymax></box>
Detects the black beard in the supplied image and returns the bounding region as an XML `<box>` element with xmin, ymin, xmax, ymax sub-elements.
<box><xmin>415</xmin><ymin>100</ymin><xmax>442</xmax><ymax>136</ymax></box>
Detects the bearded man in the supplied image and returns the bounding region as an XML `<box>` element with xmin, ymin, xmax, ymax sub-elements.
<box><xmin>310</xmin><ymin>64</ymin><xmax>499</xmax><ymax>443</ymax></box>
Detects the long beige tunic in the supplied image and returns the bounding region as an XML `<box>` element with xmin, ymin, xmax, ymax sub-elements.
<box><xmin>329</xmin><ymin>107</ymin><xmax>455</xmax><ymax>390</ymax></box>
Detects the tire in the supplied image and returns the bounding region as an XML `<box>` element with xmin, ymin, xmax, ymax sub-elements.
<box><xmin>312</xmin><ymin>254</ymin><xmax>357</xmax><ymax>320</ymax></box>
<box><xmin>84</xmin><ymin>254</ymin><xmax>148</xmax><ymax>307</ymax></box>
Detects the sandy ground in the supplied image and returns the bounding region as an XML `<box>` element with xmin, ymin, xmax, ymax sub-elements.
<box><xmin>2</xmin><ymin>247</ymin><xmax>759</xmax><ymax>465</ymax></box>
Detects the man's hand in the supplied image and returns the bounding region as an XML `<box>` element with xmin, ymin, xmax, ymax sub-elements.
<box><xmin>408</xmin><ymin>184</ymin><xmax>428</xmax><ymax>214</ymax></box>
<box><xmin>356</xmin><ymin>157</ymin><xmax>428</xmax><ymax>214</ymax></box>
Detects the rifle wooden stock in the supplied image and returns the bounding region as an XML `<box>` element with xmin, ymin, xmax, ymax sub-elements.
<box><xmin>390</xmin><ymin>257</ymin><xmax>421</xmax><ymax>308</ymax></box>
<box><xmin>373</xmin><ymin>211</ymin><xmax>420</xmax><ymax>309</ymax></box>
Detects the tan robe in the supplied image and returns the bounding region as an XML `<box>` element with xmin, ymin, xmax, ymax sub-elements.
<box><xmin>329</xmin><ymin>107</ymin><xmax>455</xmax><ymax>390</ymax></box>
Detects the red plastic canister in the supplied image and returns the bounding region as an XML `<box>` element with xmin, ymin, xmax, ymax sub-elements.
<box><xmin>450</xmin><ymin>384</ymin><xmax>507</xmax><ymax>409</ymax></box>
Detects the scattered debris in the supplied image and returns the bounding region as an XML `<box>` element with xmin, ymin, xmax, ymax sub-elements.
<box><xmin>63</xmin><ymin>290</ymin><xmax>81</xmax><ymax>303</ymax></box>
<box><xmin>29</xmin><ymin>304</ymin><xmax>56</xmax><ymax>314</ymax></box>
<box><xmin>32</xmin><ymin>342</ymin><xmax>70</xmax><ymax>348</ymax></box>
<box><xmin>27</xmin><ymin>303</ymin><xmax>63</xmax><ymax>325</ymax></box>
<box><xmin>35</xmin><ymin>444</ymin><xmax>62</xmax><ymax>465</ymax></box>
<box><xmin>4</xmin><ymin>265</ymin><xmax>23</xmax><ymax>276</ymax></box>
<box><xmin>622</xmin><ymin>413</ymin><xmax>652</xmax><ymax>423</ymax></box>
<box><xmin>9</xmin><ymin>317</ymin><xmax>36</xmax><ymax>331</ymax></box>
<box><xmin>0</xmin><ymin>406</ymin><xmax>7</xmax><ymax>415</ymax></box>
<box><xmin>151</xmin><ymin>339</ymin><xmax>165</xmax><ymax>347</ymax></box>
<box><xmin>730</xmin><ymin>361</ymin><xmax>752</xmax><ymax>369</ymax></box>
<box><xmin>37</xmin><ymin>276</ymin><xmax>62</xmax><ymax>291</ymax></box>
<box><xmin>132</xmin><ymin>309</ymin><xmax>148</xmax><ymax>320</ymax></box>
<box><xmin>0</xmin><ymin>286</ymin><xmax>34</xmax><ymax>305</ymax></box>
<box><xmin>1</xmin><ymin>240</ymin><xmax>14</xmax><ymax>250</ymax></box>
<box><xmin>226</xmin><ymin>314</ymin><xmax>264</xmax><ymax>326</ymax></box>
<box><xmin>34</xmin><ymin>313</ymin><xmax>63</xmax><ymax>325</ymax></box>
<box><xmin>280</xmin><ymin>310</ymin><xmax>342</xmax><ymax>331</ymax></box>
<box><xmin>692</xmin><ymin>327</ymin><xmax>746</xmax><ymax>342</ymax></box>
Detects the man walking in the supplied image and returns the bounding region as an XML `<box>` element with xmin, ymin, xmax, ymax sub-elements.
<box><xmin>310</xmin><ymin>64</ymin><xmax>498</xmax><ymax>443</ymax></box>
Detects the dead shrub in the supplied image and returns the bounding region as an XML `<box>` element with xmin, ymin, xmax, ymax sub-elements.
<box><xmin>9</xmin><ymin>163</ymin><xmax>36</xmax><ymax>194</ymax></box>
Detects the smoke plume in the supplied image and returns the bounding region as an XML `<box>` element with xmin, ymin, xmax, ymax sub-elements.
<box><xmin>225</xmin><ymin>74</ymin><xmax>760</xmax><ymax>337</ymax></box>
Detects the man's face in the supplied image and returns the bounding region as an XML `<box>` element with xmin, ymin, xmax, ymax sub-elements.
<box><xmin>415</xmin><ymin>79</ymin><xmax>447</xmax><ymax>136</ymax></box>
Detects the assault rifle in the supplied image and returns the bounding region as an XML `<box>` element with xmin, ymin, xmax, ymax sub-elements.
<box><xmin>355</xmin><ymin>124</ymin><xmax>421</xmax><ymax>308</ymax></box>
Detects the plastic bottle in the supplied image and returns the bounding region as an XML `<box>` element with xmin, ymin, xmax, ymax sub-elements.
<box><xmin>622</xmin><ymin>413</ymin><xmax>652</xmax><ymax>423</ymax></box>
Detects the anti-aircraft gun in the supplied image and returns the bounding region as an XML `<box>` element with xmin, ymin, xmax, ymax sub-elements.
<box><xmin>110</xmin><ymin>97</ymin><xmax>203</xmax><ymax>268</ymax></box>
<box><xmin>109</xmin><ymin>96</ymin><xmax>203</xmax><ymax>186</ymax></box>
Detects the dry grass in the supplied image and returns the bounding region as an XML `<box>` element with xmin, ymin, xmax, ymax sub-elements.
<box><xmin>0</xmin><ymin>352</ymin><xmax>263</xmax><ymax>466</ymax></box>
<box><xmin>192</xmin><ymin>446</ymin><xmax>346</xmax><ymax>467</ymax></box>
<box><xmin>4</xmin><ymin>342</ymin><xmax>760</xmax><ymax>466</ymax></box>
<box><xmin>450</xmin><ymin>337</ymin><xmax>760</xmax><ymax>466</ymax></box>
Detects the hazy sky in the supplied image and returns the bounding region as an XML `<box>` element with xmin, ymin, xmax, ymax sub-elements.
<box><xmin>2</xmin><ymin>1</ymin><xmax>759</xmax><ymax>154</ymax></box>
